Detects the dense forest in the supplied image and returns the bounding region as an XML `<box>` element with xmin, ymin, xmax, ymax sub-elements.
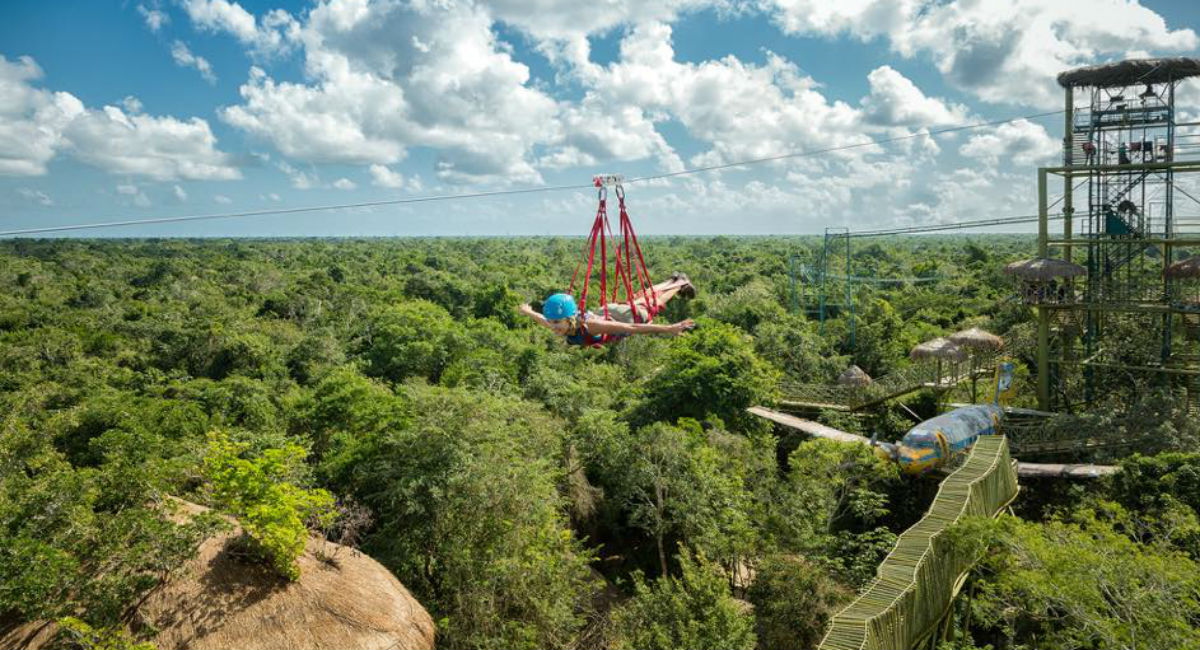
<box><xmin>2</xmin><ymin>236</ymin><xmax>1199</xmax><ymax>650</ymax></box>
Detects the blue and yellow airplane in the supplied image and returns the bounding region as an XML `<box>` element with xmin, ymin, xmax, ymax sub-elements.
<box><xmin>749</xmin><ymin>362</ymin><xmax>1117</xmax><ymax>479</ymax></box>
<box><xmin>871</xmin><ymin>362</ymin><xmax>1014</xmax><ymax>475</ymax></box>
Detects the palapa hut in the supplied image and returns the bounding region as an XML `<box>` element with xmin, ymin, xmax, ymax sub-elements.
<box><xmin>911</xmin><ymin>337</ymin><xmax>966</xmax><ymax>389</ymax></box>
<box><xmin>1003</xmin><ymin>257</ymin><xmax>1085</xmax><ymax>304</ymax></box>
<box><xmin>949</xmin><ymin>327</ymin><xmax>1004</xmax><ymax>401</ymax></box>
<box><xmin>910</xmin><ymin>337</ymin><xmax>967</xmax><ymax>363</ymax></box>
<box><xmin>837</xmin><ymin>364</ymin><xmax>872</xmax><ymax>388</ymax></box>
<box><xmin>949</xmin><ymin>327</ymin><xmax>1004</xmax><ymax>351</ymax></box>
<box><xmin>1166</xmin><ymin>255</ymin><xmax>1200</xmax><ymax>310</ymax></box>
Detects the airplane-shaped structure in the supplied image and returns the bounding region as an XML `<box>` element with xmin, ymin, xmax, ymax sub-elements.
<box><xmin>750</xmin><ymin>362</ymin><xmax>1118</xmax><ymax>479</ymax></box>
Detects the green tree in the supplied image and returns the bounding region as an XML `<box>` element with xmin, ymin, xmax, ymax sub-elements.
<box><xmin>637</xmin><ymin>320</ymin><xmax>779</xmax><ymax>432</ymax></box>
<box><xmin>747</xmin><ymin>555</ymin><xmax>850</xmax><ymax>650</ymax></box>
<box><xmin>202</xmin><ymin>432</ymin><xmax>335</xmax><ymax>580</ymax></box>
<box><xmin>952</xmin><ymin>506</ymin><xmax>1200</xmax><ymax>650</ymax></box>
<box><xmin>362</xmin><ymin>300</ymin><xmax>466</xmax><ymax>383</ymax></box>
<box><xmin>610</xmin><ymin>549</ymin><xmax>756</xmax><ymax>650</ymax></box>
<box><xmin>323</xmin><ymin>385</ymin><xmax>595</xmax><ymax>650</ymax></box>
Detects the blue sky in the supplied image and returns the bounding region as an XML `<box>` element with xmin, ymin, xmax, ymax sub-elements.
<box><xmin>2</xmin><ymin>0</ymin><xmax>1199</xmax><ymax>237</ymax></box>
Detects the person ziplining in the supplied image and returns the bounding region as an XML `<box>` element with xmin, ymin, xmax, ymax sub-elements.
<box><xmin>519</xmin><ymin>175</ymin><xmax>697</xmax><ymax>346</ymax></box>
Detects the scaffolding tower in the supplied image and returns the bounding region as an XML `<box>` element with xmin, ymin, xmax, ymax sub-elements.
<box><xmin>1032</xmin><ymin>58</ymin><xmax>1200</xmax><ymax>411</ymax></box>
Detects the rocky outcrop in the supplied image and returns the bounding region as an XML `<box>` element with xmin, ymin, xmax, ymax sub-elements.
<box><xmin>1</xmin><ymin>503</ymin><xmax>435</xmax><ymax>650</ymax></box>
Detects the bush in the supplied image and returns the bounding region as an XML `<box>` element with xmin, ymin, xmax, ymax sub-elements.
<box><xmin>362</xmin><ymin>300</ymin><xmax>466</xmax><ymax>383</ymax></box>
<box><xmin>637</xmin><ymin>320</ymin><xmax>779</xmax><ymax>432</ymax></box>
<box><xmin>202</xmin><ymin>432</ymin><xmax>335</xmax><ymax>580</ymax></box>
<box><xmin>610</xmin><ymin>549</ymin><xmax>756</xmax><ymax>650</ymax></box>
<box><xmin>747</xmin><ymin>555</ymin><xmax>850</xmax><ymax>650</ymax></box>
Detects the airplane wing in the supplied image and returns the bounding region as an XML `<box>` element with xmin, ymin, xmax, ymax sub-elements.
<box><xmin>747</xmin><ymin>406</ymin><xmax>871</xmax><ymax>446</ymax></box>
<box><xmin>1015</xmin><ymin>462</ymin><xmax>1119</xmax><ymax>479</ymax></box>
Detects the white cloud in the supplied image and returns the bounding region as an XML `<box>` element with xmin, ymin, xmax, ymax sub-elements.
<box><xmin>171</xmin><ymin>41</ymin><xmax>217</xmax><ymax>84</ymax></box>
<box><xmin>116</xmin><ymin>183</ymin><xmax>151</xmax><ymax>207</ymax></box>
<box><xmin>277</xmin><ymin>160</ymin><xmax>317</xmax><ymax>189</ymax></box>
<box><xmin>219</xmin><ymin>1</ymin><xmax>560</xmax><ymax>183</ymax></box>
<box><xmin>369</xmin><ymin>164</ymin><xmax>407</xmax><ymax>188</ymax></box>
<box><xmin>332</xmin><ymin>177</ymin><xmax>356</xmax><ymax>190</ymax></box>
<box><xmin>860</xmin><ymin>66</ymin><xmax>970</xmax><ymax>128</ymax></box>
<box><xmin>0</xmin><ymin>55</ymin><xmax>239</xmax><ymax>180</ymax></box>
<box><xmin>66</xmin><ymin>105</ymin><xmax>241</xmax><ymax>180</ymax></box>
<box><xmin>762</xmin><ymin>0</ymin><xmax>1199</xmax><ymax>107</ymax></box>
<box><xmin>214</xmin><ymin>194</ymin><xmax>233</xmax><ymax>204</ymax></box>
<box><xmin>959</xmin><ymin>119</ymin><xmax>1060</xmax><ymax>166</ymax></box>
<box><xmin>121</xmin><ymin>96</ymin><xmax>144</xmax><ymax>114</ymax></box>
<box><xmin>138</xmin><ymin>4</ymin><xmax>169</xmax><ymax>32</ymax></box>
<box><xmin>0</xmin><ymin>56</ymin><xmax>85</xmax><ymax>176</ymax></box>
<box><xmin>173</xmin><ymin>184</ymin><xmax>188</xmax><ymax>201</ymax></box>
<box><xmin>181</xmin><ymin>0</ymin><xmax>298</xmax><ymax>56</ymax></box>
<box><xmin>17</xmin><ymin>188</ymin><xmax>53</xmax><ymax>206</ymax></box>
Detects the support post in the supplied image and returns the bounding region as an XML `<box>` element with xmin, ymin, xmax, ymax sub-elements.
<box><xmin>1037</xmin><ymin>168</ymin><xmax>1051</xmax><ymax>411</ymax></box>
<box><xmin>1063</xmin><ymin>86</ymin><xmax>1074</xmax><ymax>265</ymax></box>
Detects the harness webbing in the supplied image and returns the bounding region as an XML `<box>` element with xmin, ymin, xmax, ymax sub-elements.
<box><xmin>567</xmin><ymin>180</ymin><xmax>661</xmax><ymax>346</ymax></box>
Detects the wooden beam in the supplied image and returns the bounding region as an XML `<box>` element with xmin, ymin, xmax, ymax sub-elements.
<box><xmin>1016</xmin><ymin>462</ymin><xmax>1118</xmax><ymax>478</ymax></box>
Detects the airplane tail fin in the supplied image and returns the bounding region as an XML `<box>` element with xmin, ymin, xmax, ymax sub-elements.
<box><xmin>992</xmin><ymin>361</ymin><xmax>1016</xmax><ymax>406</ymax></box>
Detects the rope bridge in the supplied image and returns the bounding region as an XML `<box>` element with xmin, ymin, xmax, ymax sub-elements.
<box><xmin>818</xmin><ymin>436</ymin><xmax>1020</xmax><ymax>650</ymax></box>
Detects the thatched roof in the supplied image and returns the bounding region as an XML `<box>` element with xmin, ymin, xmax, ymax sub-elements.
<box><xmin>837</xmin><ymin>364</ymin><xmax>872</xmax><ymax>387</ymax></box>
<box><xmin>0</xmin><ymin>501</ymin><xmax>436</xmax><ymax>650</ymax></box>
<box><xmin>1003</xmin><ymin>257</ymin><xmax>1086</xmax><ymax>281</ymax></box>
<box><xmin>949</xmin><ymin>327</ymin><xmax>1004</xmax><ymax>351</ymax></box>
<box><xmin>910</xmin><ymin>338</ymin><xmax>967</xmax><ymax>362</ymax></box>
<box><xmin>1166</xmin><ymin>256</ymin><xmax>1200</xmax><ymax>279</ymax></box>
<box><xmin>1057</xmin><ymin>57</ymin><xmax>1200</xmax><ymax>89</ymax></box>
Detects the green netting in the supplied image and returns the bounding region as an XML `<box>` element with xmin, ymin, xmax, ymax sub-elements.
<box><xmin>818</xmin><ymin>436</ymin><xmax>1019</xmax><ymax>650</ymax></box>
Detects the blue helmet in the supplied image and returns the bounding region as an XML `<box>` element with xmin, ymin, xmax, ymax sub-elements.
<box><xmin>542</xmin><ymin>293</ymin><xmax>578</xmax><ymax>320</ymax></box>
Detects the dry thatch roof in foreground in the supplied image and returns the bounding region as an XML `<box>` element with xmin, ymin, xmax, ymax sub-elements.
<box><xmin>837</xmin><ymin>364</ymin><xmax>872</xmax><ymax>387</ymax></box>
<box><xmin>1003</xmin><ymin>257</ymin><xmax>1086</xmax><ymax>281</ymax></box>
<box><xmin>949</xmin><ymin>327</ymin><xmax>1004</xmax><ymax>351</ymax></box>
<box><xmin>0</xmin><ymin>501</ymin><xmax>435</xmax><ymax>650</ymax></box>
<box><xmin>910</xmin><ymin>338</ymin><xmax>967</xmax><ymax>362</ymax></box>
<box><xmin>1057</xmin><ymin>57</ymin><xmax>1200</xmax><ymax>88</ymax></box>
<box><xmin>1166</xmin><ymin>256</ymin><xmax>1200</xmax><ymax>279</ymax></box>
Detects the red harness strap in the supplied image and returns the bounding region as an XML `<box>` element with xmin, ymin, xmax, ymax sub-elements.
<box><xmin>566</xmin><ymin>179</ymin><xmax>661</xmax><ymax>346</ymax></box>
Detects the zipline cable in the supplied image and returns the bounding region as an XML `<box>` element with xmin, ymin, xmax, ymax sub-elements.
<box><xmin>0</xmin><ymin>108</ymin><xmax>1072</xmax><ymax>237</ymax></box>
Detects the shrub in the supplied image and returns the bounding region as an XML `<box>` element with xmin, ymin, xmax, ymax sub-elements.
<box><xmin>610</xmin><ymin>549</ymin><xmax>756</xmax><ymax>650</ymax></box>
<box><xmin>202</xmin><ymin>432</ymin><xmax>335</xmax><ymax>580</ymax></box>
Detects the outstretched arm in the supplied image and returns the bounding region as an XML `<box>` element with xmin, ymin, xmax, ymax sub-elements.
<box><xmin>518</xmin><ymin>303</ymin><xmax>554</xmax><ymax>330</ymax></box>
<box><xmin>586</xmin><ymin>318</ymin><xmax>695</xmax><ymax>337</ymax></box>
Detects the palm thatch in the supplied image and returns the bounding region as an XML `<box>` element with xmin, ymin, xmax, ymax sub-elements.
<box><xmin>1057</xmin><ymin>57</ymin><xmax>1200</xmax><ymax>89</ymax></box>
<box><xmin>1002</xmin><ymin>257</ymin><xmax>1086</xmax><ymax>281</ymax></box>
<box><xmin>949</xmin><ymin>327</ymin><xmax>1004</xmax><ymax>351</ymax></box>
<box><xmin>910</xmin><ymin>338</ymin><xmax>967</xmax><ymax>362</ymax></box>
<box><xmin>837</xmin><ymin>364</ymin><xmax>872</xmax><ymax>387</ymax></box>
<box><xmin>1165</xmin><ymin>256</ymin><xmax>1200</xmax><ymax>279</ymax></box>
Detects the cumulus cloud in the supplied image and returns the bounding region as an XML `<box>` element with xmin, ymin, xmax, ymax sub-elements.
<box><xmin>332</xmin><ymin>177</ymin><xmax>356</xmax><ymax>190</ymax></box>
<box><xmin>0</xmin><ymin>55</ymin><xmax>239</xmax><ymax>180</ymax></box>
<box><xmin>116</xmin><ymin>183</ymin><xmax>151</xmax><ymax>207</ymax></box>
<box><xmin>171</xmin><ymin>41</ymin><xmax>217</xmax><ymax>84</ymax></box>
<box><xmin>860</xmin><ymin>66</ymin><xmax>970</xmax><ymax>128</ymax></box>
<box><xmin>959</xmin><ymin>119</ymin><xmax>1060</xmax><ymax>166</ymax></box>
<box><xmin>181</xmin><ymin>0</ymin><xmax>298</xmax><ymax>56</ymax></box>
<box><xmin>369</xmin><ymin>164</ymin><xmax>408</xmax><ymax>188</ymax></box>
<box><xmin>219</xmin><ymin>1</ymin><xmax>560</xmax><ymax>183</ymax></box>
<box><xmin>0</xmin><ymin>56</ymin><xmax>85</xmax><ymax>176</ymax></box>
<box><xmin>173</xmin><ymin>184</ymin><xmax>188</xmax><ymax>201</ymax></box>
<box><xmin>17</xmin><ymin>188</ymin><xmax>53</xmax><ymax>206</ymax></box>
<box><xmin>277</xmin><ymin>160</ymin><xmax>317</xmax><ymax>189</ymax></box>
<box><xmin>138</xmin><ymin>4</ymin><xmax>169</xmax><ymax>32</ymax></box>
<box><xmin>214</xmin><ymin>194</ymin><xmax>233</xmax><ymax>204</ymax></box>
<box><xmin>761</xmin><ymin>0</ymin><xmax>1199</xmax><ymax>107</ymax></box>
<box><xmin>66</xmin><ymin>106</ymin><xmax>241</xmax><ymax>180</ymax></box>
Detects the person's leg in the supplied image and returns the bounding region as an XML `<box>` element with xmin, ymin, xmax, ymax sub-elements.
<box><xmin>633</xmin><ymin>278</ymin><xmax>689</xmax><ymax>309</ymax></box>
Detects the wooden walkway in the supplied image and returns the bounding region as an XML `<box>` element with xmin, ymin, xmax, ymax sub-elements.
<box><xmin>818</xmin><ymin>436</ymin><xmax>1020</xmax><ymax>650</ymax></box>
